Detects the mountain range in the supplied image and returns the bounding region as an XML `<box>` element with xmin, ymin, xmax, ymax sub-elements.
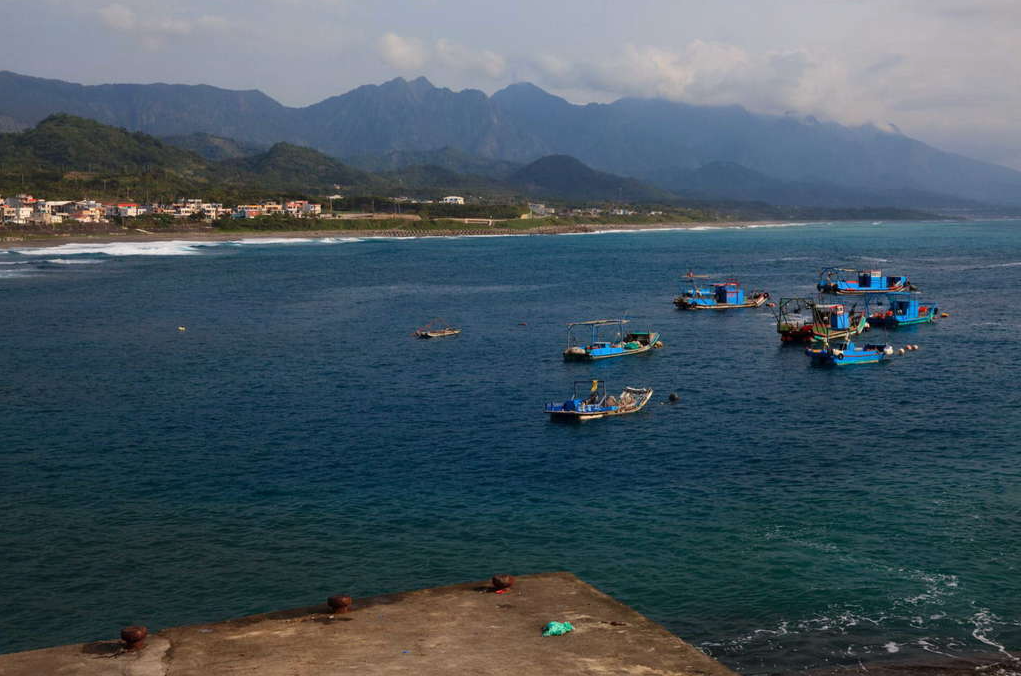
<box><xmin>3</xmin><ymin>70</ymin><xmax>1021</xmax><ymax>207</ymax></box>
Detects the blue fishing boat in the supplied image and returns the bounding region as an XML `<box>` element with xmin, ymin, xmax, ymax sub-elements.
<box><xmin>817</xmin><ymin>267</ymin><xmax>912</xmax><ymax>295</ymax></box>
<box><xmin>563</xmin><ymin>319</ymin><xmax>662</xmax><ymax>361</ymax></box>
<box><xmin>545</xmin><ymin>380</ymin><xmax>654</xmax><ymax>421</ymax></box>
<box><xmin>774</xmin><ymin>298</ymin><xmax>869</xmax><ymax>344</ymax></box>
<box><xmin>674</xmin><ymin>273</ymin><xmax>769</xmax><ymax>310</ymax></box>
<box><xmin>805</xmin><ymin>340</ymin><xmax>894</xmax><ymax>366</ymax></box>
<box><xmin>867</xmin><ymin>292</ymin><xmax>938</xmax><ymax>328</ymax></box>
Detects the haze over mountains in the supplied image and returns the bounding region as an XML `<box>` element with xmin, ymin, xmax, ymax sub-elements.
<box><xmin>3</xmin><ymin>70</ymin><xmax>1021</xmax><ymax>207</ymax></box>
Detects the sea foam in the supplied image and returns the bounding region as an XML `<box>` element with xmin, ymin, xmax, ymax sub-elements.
<box><xmin>13</xmin><ymin>241</ymin><xmax>206</xmax><ymax>256</ymax></box>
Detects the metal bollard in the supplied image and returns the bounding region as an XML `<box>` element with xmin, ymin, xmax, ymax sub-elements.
<box><xmin>120</xmin><ymin>626</ymin><xmax>148</xmax><ymax>651</ymax></box>
<box><xmin>491</xmin><ymin>575</ymin><xmax>515</xmax><ymax>591</ymax></box>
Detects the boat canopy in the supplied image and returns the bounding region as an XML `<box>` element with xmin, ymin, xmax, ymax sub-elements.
<box><xmin>566</xmin><ymin>319</ymin><xmax>630</xmax><ymax>327</ymax></box>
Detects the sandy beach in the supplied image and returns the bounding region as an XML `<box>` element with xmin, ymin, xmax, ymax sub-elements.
<box><xmin>0</xmin><ymin>220</ymin><xmax>779</xmax><ymax>248</ymax></box>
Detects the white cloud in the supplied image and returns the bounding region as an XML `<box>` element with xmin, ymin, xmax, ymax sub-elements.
<box><xmin>435</xmin><ymin>38</ymin><xmax>506</xmax><ymax>79</ymax></box>
<box><xmin>98</xmin><ymin>3</ymin><xmax>136</xmax><ymax>30</ymax></box>
<box><xmin>95</xmin><ymin>2</ymin><xmax>228</xmax><ymax>49</ymax></box>
<box><xmin>531</xmin><ymin>40</ymin><xmax>823</xmax><ymax>114</ymax></box>
<box><xmin>378</xmin><ymin>33</ymin><xmax>507</xmax><ymax>80</ymax></box>
<box><xmin>379</xmin><ymin>32</ymin><xmax>428</xmax><ymax>71</ymax></box>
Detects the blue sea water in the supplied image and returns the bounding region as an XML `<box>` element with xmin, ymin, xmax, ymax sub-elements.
<box><xmin>1</xmin><ymin>220</ymin><xmax>1019</xmax><ymax>672</ymax></box>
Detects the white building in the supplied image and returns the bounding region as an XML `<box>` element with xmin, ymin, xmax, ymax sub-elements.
<box><xmin>441</xmin><ymin>195</ymin><xmax>465</xmax><ymax>205</ymax></box>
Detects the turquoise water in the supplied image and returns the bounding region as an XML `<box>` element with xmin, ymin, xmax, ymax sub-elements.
<box><xmin>1</xmin><ymin>221</ymin><xmax>1019</xmax><ymax>672</ymax></box>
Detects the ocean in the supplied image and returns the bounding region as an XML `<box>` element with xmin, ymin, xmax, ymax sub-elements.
<box><xmin>1</xmin><ymin>220</ymin><xmax>1019</xmax><ymax>673</ymax></box>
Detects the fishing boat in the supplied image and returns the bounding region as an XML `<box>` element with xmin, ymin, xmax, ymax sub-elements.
<box><xmin>774</xmin><ymin>298</ymin><xmax>869</xmax><ymax>344</ymax></box>
<box><xmin>674</xmin><ymin>273</ymin><xmax>769</xmax><ymax>310</ymax></box>
<box><xmin>414</xmin><ymin>318</ymin><xmax>461</xmax><ymax>339</ymax></box>
<box><xmin>866</xmin><ymin>292</ymin><xmax>938</xmax><ymax>328</ymax></box>
<box><xmin>817</xmin><ymin>267</ymin><xmax>912</xmax><ymax>295</ymax></box>
<box><xmin>805</xmin><ymin>340</ymin><xmax>894</xmax><ymax>366</ymax></box>
<box><xmin>562</xmin><ymin>318</ymin><xmax>662</xmax><ymax>361</ymax></box>
<box><xmin>545</xmin><ymin>380</ymin><xmax>653</xmax><ymax>421</ymax></box>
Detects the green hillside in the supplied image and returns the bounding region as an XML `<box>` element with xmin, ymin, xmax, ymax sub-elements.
<box><xmin>0</xmin><ymin>114</ymin><xmax>209</xmax><ymax>175</ymax></box>
<box><xmin>162</xmin><ymin>132</ymin><xmax>265</xmax><ymax>161</ymax></box>
<box><xmin>508</xmin><ymin>155</ymin><xmax>677</xmax><ymax>202</ymax></box>
<box><xmin>220</xmin><ymin>142</ymin><xmax>375</xmax><ymax>189</ymax></box>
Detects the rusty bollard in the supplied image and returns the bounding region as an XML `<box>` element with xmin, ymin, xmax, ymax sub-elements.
<box><xmin>327</xmin><ymin>595</ymin><xmax>353</xmax><ymax>614</ymax></box>
<box><xmin>492</xmin><ymin>575</ymin><xmax>515</xmax><ymax>592</ymax></box>
<box><xmin>120</xmin><ymin>626</ymin><xmax>147</xmax><ymax>651</ymax></box>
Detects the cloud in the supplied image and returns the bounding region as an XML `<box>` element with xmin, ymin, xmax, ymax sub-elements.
<box><xmin>435</xmin><ymin>39</ymin><xmax>506</xmax><ymax>79</ymax></box>
<box><xmin>530</xmin><ymin>40</ymin><xmax>831</xmax><ymax>116</ymax></box>
<box><xmin>378</xmin><ymin>33</ymin><xmax>507</xmax><ymax>80</ymax></box>
<box><xmin>98</xmin><ymin>3</ymin><xmax>135</xmax><ymax>30</ymax></box>
<box><xmin>379</xmin><ymin>32</ymin><xmax>428</xmax><ymax>71</ymax></box>
<box><xmin>95</xmin><ymin>2</ymin><xmax>228</xmax><ymax>48</ymax></box>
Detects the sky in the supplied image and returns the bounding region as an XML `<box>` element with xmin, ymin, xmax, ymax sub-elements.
<box><xmin>3</xmin><ymin>0</ymin><xmax>1020</xmax><ymax>169</ymax></box>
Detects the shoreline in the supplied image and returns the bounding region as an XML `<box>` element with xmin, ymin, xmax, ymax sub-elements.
<box><xmin>1</xmin><ymin>220</ymin><xmax>790</xmax><ymax>248</ymax></box>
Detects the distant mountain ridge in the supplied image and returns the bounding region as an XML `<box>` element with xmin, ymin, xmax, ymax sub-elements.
<box><xmin>3</xmin><ymin>69</ymin><xmax>1020</xmax><ymax>206</ymax></box>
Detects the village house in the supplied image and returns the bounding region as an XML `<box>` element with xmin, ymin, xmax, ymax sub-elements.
<box><xmin>441</xmin><ymin>195</ymin><xmax>465</xmax><ymax>205</ymax></box>
<box><xmin>232</xmin><ymin>205</ymin><xmax>264</xmax><ymax>219</ymax></box>
<box><xmin>284</xmin><ymin>200</ymin><xmax>322</xmax><ymax>217</ymax></box>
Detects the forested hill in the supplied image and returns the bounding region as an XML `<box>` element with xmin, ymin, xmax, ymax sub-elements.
<box><xmin>0</xmin><ymin>115</ymin><xmax>680</xmax><ymax>205</ymax></box>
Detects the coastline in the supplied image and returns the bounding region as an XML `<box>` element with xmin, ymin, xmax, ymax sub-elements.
<box><xmin>1</xmin><ymin>220</ymin><xmax>787</xmax><ymax>248</ymax></box>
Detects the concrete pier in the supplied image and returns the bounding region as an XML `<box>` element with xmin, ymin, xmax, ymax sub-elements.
<box><xmin>0</xmin><ymin>572</ymin><xmax>738</xmax><ymax>676</ymax></box>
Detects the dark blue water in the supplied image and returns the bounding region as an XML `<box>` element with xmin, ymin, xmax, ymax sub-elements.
<box><xmin>1</xmin><ymin>221</ymin><xmax>1019</xmax><ymax>672</ymax></box>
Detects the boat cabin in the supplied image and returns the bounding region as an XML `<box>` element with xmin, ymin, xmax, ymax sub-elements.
<box><xmin>817</xmin><ymin>304</ymin><xmax>850</xmax><ymax>330</ymax></box>
<box><xmin>886</xmin><ymin>293</ymin><xmax>922</xmax><ymax>319</ymax></box>
<box><xmin>818</xmin><ymin>267</ymin><xmax>910</xmax><ymax>294</ymax></box>
<box><xmin>856</xmin><ymin>270</ymin><xmax>907</xmax><ymax>292</ymax></box>
<box><xmin>714</xmin><ymin>282</ymin><xmax>745</xmax><ymax>305</ymax></box>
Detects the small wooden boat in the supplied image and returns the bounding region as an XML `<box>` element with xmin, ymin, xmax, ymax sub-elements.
<box><xmin>805</xmin><ymin>340</ymin><xmax>894</xmax><ymax>366</ymax></box>
<box><xmin>817</xmin><ymin>267</ymin><xmax>912</xmax><ymax>295</ymax></box>
<box><xmin>545</xmin><ymin>380</ymin><xmax>653</xmax><ymax>421</ymax></box>
<box><xmin>866</xmin><ymin>292</ymin><xmax>938</xmax><ymax>328</ymax></box>
<box><xmin>414</xmin><ymin>319</ymin><xmax>461</xmax><ymax>339</ymax></box>
<box><xmin>674</xmin><ymin>273</ymin><xmax>769</xmax><ymax>310</ymax></box>
<box><xmin>774</xmin><ymin>298</ymin><xmax>869</xmax><ymax>344</ymax></box>
<box><xmin>562</xmin><ymin>318</ymin><xmax>662</xmax><ymax>361</ymax></box>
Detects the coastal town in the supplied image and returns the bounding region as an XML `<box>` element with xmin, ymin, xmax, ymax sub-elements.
<box><xmin>0</xmin><ymin>193</ymin><xmax>647</xmax><ymax>227</ymax></box>
<box><xmin>0</xmin><ymin>195</ymin><xmax>323</xmax><ymax>225</ymax></box>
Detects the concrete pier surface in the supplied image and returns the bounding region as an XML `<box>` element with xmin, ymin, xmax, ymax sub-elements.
<box><xmin>0</xmin><ymin>572</ymin><xmax>737</xmax><ymax>676</ymax></box>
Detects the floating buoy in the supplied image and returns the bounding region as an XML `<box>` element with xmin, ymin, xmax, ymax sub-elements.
<box><xmin>766</xmin><ymin>302</ymin><xmax>776</xmax><ymax>308</ymax></box>
<box><xmin>668</xmin><ymin>392</ymin><xmax>680</xmax><ymax>403</ymax></box>
<box><xmin>898</xmin><ymin>348</ymin><xmax>906</xmax><ymax>355</ymax></box>
<box><xmin>177</xmin><ymin>326</ymin><xmax>187</xmax><ymax>332</ymax></box>
<box><xmin>912</xmin><ymin>345</ymin><xmax>920</xmax><ymax>351</ymax></box>
<box><xmin>941</xmin><ymin>312</ymin><xmax>949</xmax><ymax>318</ymax></box>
